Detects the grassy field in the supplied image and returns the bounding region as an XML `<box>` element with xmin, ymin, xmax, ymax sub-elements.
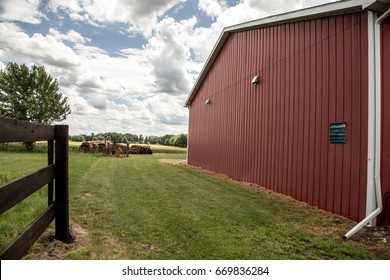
<box><xmin>0</xmin><ymin>150</ymin><xmax>388</xmax><ymax>259</ymax></box>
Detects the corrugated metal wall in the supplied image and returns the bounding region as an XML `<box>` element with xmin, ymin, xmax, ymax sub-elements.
<box><xmin>188</xmin><ymin>11</ymin><xmax>369</xmax><ymax>222</ymax></box>
<box><xmin>381</xmin><ymin>17</ymin><xmax>390</xmax><ymax>225</ymax></box>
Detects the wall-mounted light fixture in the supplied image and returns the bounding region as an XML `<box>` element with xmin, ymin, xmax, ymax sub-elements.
<box><xmin>251</xmin><ymin>75</ymin><xmax>260</xmax><ymax>85</ymax></box>
<box><xmin>205</xmin><ymin>98</ymin><xmax>211</xmax><ymax>105</ymax></box>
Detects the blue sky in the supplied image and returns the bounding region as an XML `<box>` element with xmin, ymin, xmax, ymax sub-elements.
<box><xmin>0</xmin><ymin>0</ymin><xmax>336</xmax><ymax>136</ymax></box>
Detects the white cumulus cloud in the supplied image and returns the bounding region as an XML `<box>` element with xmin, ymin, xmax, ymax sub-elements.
<box><xmin>49</xmin><ymin>28</ymin><xmax>91</xmax><ymax>44</ymax></box>
<box><xmin>49</xmin><ymin>0</ymin><xmax>186</xmax><ymax>36</ymax></box>
<box><xmin>0</xmin><ymin>22</ymin><xmax>80</xmax><ymax>68</ymax></box>
<box><xmin>0</xmin><ymin>0</ymin><xmax>45</xmax><ymax>24</ymax></box>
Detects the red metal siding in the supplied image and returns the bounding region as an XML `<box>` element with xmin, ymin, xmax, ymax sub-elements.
<box><xmin>188</xmin><ymin>12</ymin><xmax>369</xmax><ymax>222</ymax></box>
<box><xmin>380</xmin><ymin>17</ymin><xmax>390</xmax><ymax>225</ymax></box>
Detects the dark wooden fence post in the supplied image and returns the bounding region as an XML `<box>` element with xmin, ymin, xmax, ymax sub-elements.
<box><xmin>54</xmin><ymin>125</ymin><xmax>70</xmax><ymax>242</ymax></box>
<box><xmin>48</xmin><ymin>140</ymin><xmax>54</xmax><ymax>205</ymax></box>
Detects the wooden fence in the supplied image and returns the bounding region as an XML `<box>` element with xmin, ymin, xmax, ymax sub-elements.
<box><xmin>0</xmin><ymin>117</ymin><xmax>70</xmax><ymax>259</ymax></box>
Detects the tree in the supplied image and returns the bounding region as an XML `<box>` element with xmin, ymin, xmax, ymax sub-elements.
<box><xmin>159</xmin><ymin>134</ymin><xmax>174</xmax><ymax>145</ymax></box>
<box><xmin>121</xmin><ymin>137</ymin><xmax>128</xmax><ymax>144</ymax></box>
<box><xmin>169</xmin><ymin>135</ymin><xmax>177</xmax><ymax>146</ymax></box>
<box><xmin>71</xmin><ymin>135</ymin><xmax>85</xmax><ymax>142</ymax></box>
<box><xmin>175</xmin><ymin>134</ymin><xmax>187</xmax><ymax>148</ymax></box>
<box><xmin>148</xmin><ymin>136</ymin><xmax>159</xmax><ymax>144</ymax></box>
<box><xmin>0</xmin><ymin>62</ymin><xmax>71</xmax><ymax>124</ymax></box>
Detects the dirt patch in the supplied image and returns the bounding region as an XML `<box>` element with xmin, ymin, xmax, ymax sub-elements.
<box><xmin>159</xmin><ymin>159</ymin><xmax>187</xmax><ymax>165</ymax></box>
<box><xmin>141</xmin><ymin>244</ymin><xmax>159</xmax><ymax>252</ymax></box>
<box><xmin>354</xmin><ymin>226</ymin><xmax>390</xmax><ymax>259</ymax></box>
<box><xmin>81</xmin><ymin>193</ymin><xmax>93</xmax><ymax>200</ymax></box>
<box><xmin>23</xmin><ymin>220</ymin><xmax>91</xmax><ymax>260</ymax></box>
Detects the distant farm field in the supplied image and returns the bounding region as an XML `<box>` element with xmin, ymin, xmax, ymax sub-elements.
<box><xmin>0</xmin><ymin>150</ymin><xmax>389</xmax><ymax>259</ymax></box>
<box><xmin>0</xmin><ymin>141</ymin><xmax>187</xmax><ymax>154</ymax></box>
<box><xmin>69</xmin><ymin>141</ymin><xmax>187</xmax><ymax>154</ymax></box>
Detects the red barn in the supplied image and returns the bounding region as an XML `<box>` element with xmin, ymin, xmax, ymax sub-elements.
<box><xmin>185</xmin><ymin>0</ymin><xmax>390</xmax><ymax>238</ymax></box>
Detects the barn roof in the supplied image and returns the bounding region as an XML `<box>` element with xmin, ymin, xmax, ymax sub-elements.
<box><xmin>184</xmin><ymin>0</ymin><xmax>390</xmax><ymax>107</ymax></box>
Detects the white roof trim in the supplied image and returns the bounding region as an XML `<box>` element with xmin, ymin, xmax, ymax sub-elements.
<box><xmin>184</xmin><ymin>0</ymin><xmax>390</xmax><ymax>107</ymax></box>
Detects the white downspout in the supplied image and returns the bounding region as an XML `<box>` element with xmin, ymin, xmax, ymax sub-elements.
<box><xmin>344</xmin><ymin>7</ymin><xmax>390</xmax><ymax>239</ymax></box>
<box><xmin>186</xmin><ymin>106</ymin><xmax>190</xmax><ymax>164</ymax></box>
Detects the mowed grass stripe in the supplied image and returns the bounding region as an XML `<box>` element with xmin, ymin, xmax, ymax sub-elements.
<box><xmin>68</xmin><ymin>154</ymin><xmax>373</xmax><ymax>260</ymax></box>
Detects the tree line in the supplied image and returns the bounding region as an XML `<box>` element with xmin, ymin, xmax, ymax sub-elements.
<box><xmin>70</xmin><ymin>133</ymin><xmax>188</xmax><ymax>148</ymax></box>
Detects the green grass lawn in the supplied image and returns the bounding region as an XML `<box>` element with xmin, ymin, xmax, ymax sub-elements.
<box><xmin>0</xmin><ymin>151</ymin><xmax>386</xmax><ymax>259</ymax></box>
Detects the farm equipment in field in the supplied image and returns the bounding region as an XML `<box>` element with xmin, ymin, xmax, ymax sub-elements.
<box><xmin>79</xmin><ymin>141</ymin><xmax>152</xmax><ymax>155</ymax></box>
<box><xmin>79</xmin><ymin>141</ymin><xmax>97</xmax><ymax>153</ymax></box>
<box><xmin>80</xmin><ymin>141</ymin><xmax>112</xmax><ymax>153</ymax></box>
<box><xmin>129</xmin><ymin>145</ymin><xmax>153</xmax><ymax>154</ymax></box>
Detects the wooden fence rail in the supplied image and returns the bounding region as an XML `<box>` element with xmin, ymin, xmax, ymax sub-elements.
<box><xmin>0</xmin><ymin>117</ymin><xmax>70</xmax><ymax>259</ymax></box>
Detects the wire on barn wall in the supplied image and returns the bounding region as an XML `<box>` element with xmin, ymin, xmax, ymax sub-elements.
<box><xmin>202</xmin><ymin>15</ymin><xmax>363</xmax><ymax>101</ymax></box>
